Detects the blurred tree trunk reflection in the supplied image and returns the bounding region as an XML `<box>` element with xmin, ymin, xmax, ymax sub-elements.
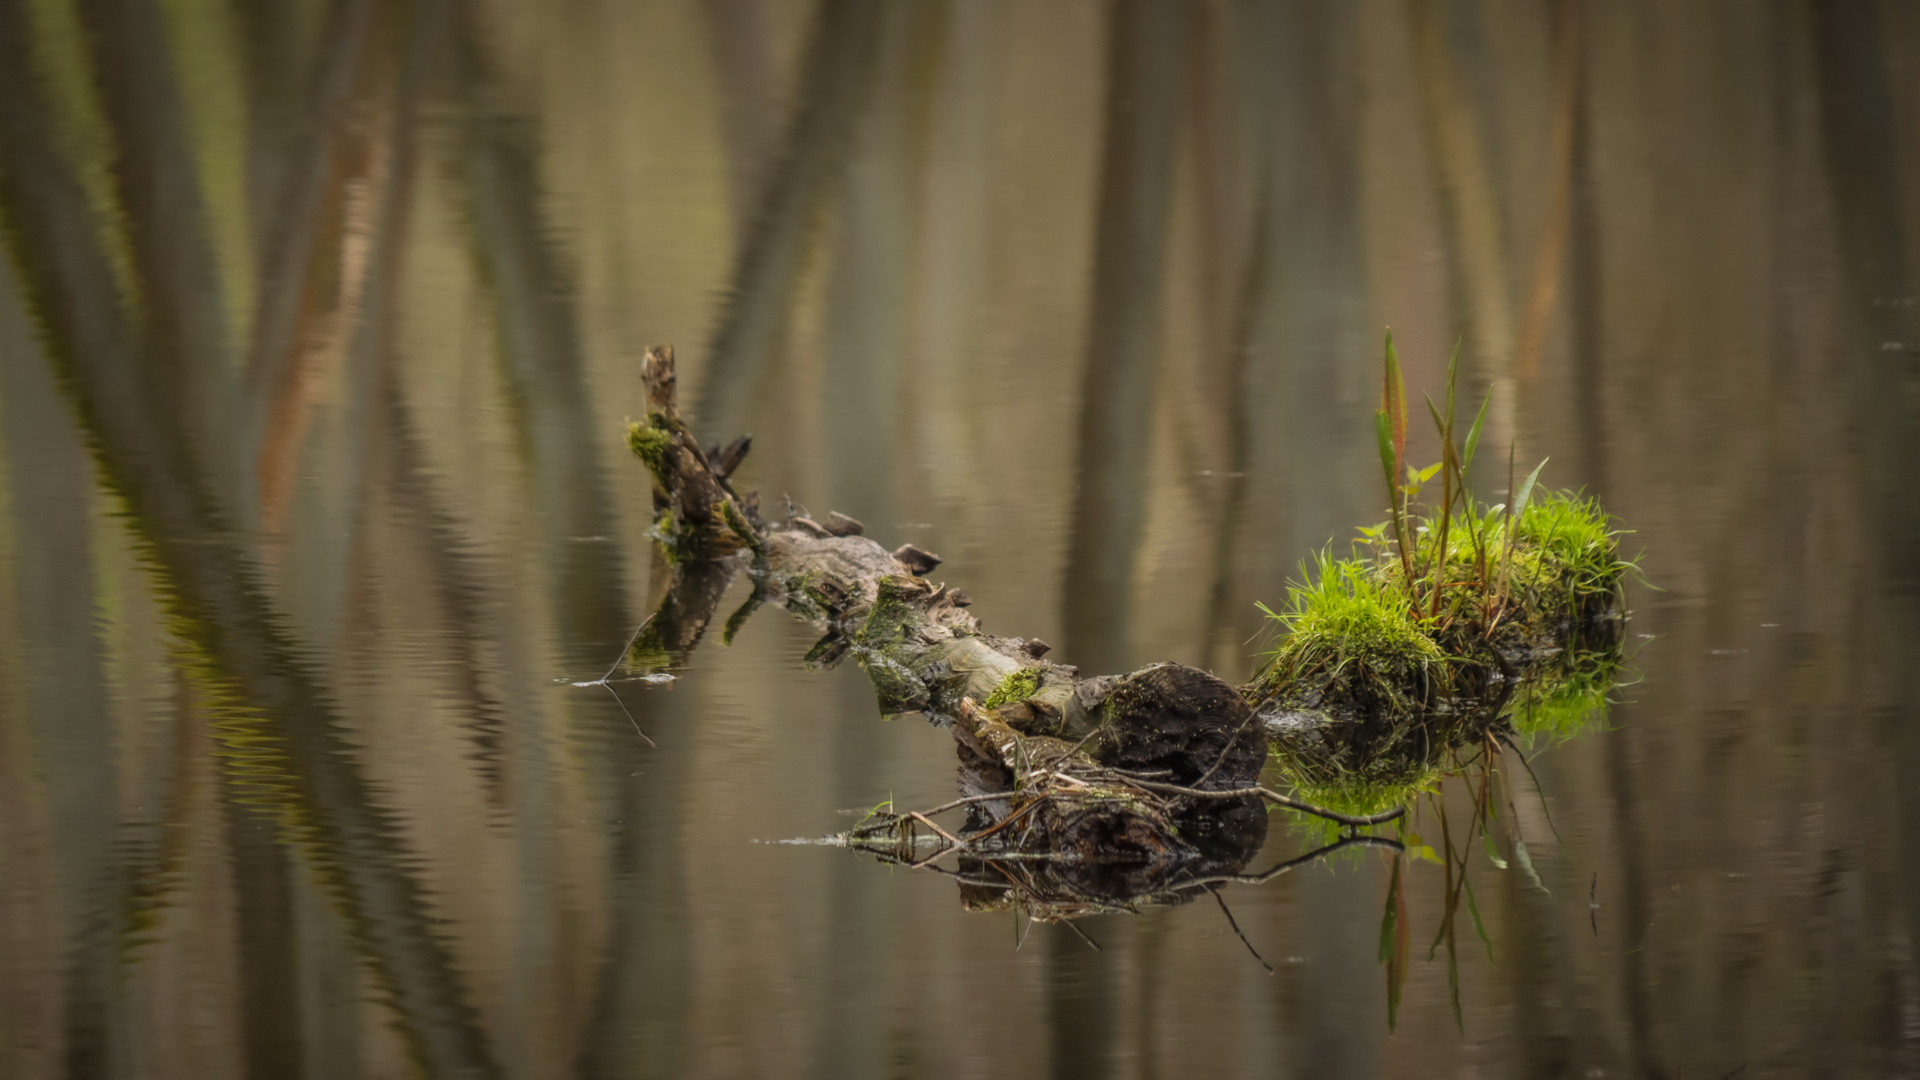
<box><xmin>1062</xmin><ymin>0</ymin><xmax>1189</xmax><ymax>680</ymax></box>
<box><xmin>1808</xmin><ymin>0</ymin><xmax>1920</xmax><ymax>1004</ymax></box>
<box><xmin>695</xmin><ymin>0</ymin><xmax>887</xmax><ymax>441</ymax></box>
<box><xmin>0</xmin><ymin>256</ymin><xmax>125</xmax><ymax>1080</ymax></box>
<box><xmin>0</xmin><ymin>6</ymin><xmax>502</xmax><ymax>1071</ymax></box>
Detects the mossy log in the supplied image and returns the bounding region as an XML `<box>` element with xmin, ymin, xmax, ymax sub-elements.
<box><xmin>624</xmin><ymin>344</ymin><xmax>1626</xmax><ymax>854</ymax></box>
<box><xmin>628</xmin><ymin>345</ymin><xmax>1269</xmax><ymax>794</ymax></box>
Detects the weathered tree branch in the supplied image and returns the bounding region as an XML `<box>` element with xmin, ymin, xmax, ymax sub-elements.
<box><xmin>628</xmin><ymin>345</ymin><xmax>1270</xmax><ymax>796</ymax></box>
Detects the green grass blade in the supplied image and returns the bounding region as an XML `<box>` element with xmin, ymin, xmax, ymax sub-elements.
<box><xmin>1384</xmin><ymin>330</ymin><xmax>1408</xmax><ymax>461</ymax></box>
<box><xmin>1375</xmin><ymin>410</ymin><xmax>1397</xmax><ymax>494</ymax></box>
<box><xmin>1512</xmin><ymin>458</ymin><xmax>1550</xmax><ymax>520</ymax></box>
<box><xmin>1462</xmin><ymin>394</ymin><xmax>1490</xmax><ymax>473</ymax></box>
<box><xmin>1462</xmin><ymin>875</ymin><xmax>1495</xmax><ymax>962</ymax></box>
<box><xmin>1445</xmin><ymin>336</ymin><xmax>1461</xmax><ymax>433</ymax></box>
<box><xmin>1513</xmin><ymin>839</ymin><xmax>1550</xmax><ymax>895</ymax></box>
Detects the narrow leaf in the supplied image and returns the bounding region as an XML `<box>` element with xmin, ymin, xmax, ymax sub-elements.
<box><xmin>1483</xmin><ymin>831</ymin><xmax>1508</xmax><ymax>870</ymax></box>
<box><xmin>1513</xmin><ymin>839</ymin><xmax>1550</xmax><ymax>895</ymax></box>
<box><xmin>1445</xmin><ymin>336</ymin><xmax>1462</xmax><ymax>434</ymax></box>
<box><xmin>1384</xmin><ymin>330</ymin><xmax>1408</xmax><ymax>462</ymax></box>
<box><xmin>1462</xmin><ymin>394</ymin><xmax>1490</xmax><ymax>473</ymax></box>
<box><xmin>1375</xmin><ymin>411</ymin><xmax>1397</xmax><ymax>495</ymax></box>
<box><xmin>1377</xmin><ymin>862</ymin><xmax>1400</xmax><ymax>963</ymax></box>
<box><xmin>1462</xmin><ymin>875</ymin><xmax>1495</xmax><ymax>962</ymax></box>
<box><xmin>1380</xmin><ymin>859</ymin><xmax>1410</xmax><ymax>1032</ymax></box>
<box><xmin>1512</xmin><ymin>458</ymin><xmax>1550</xmax><ymax>521</ymax></box>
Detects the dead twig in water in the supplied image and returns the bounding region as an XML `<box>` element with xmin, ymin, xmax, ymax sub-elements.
<box><xmin>569</xmin><ymin>614</ymin><xmax>659</xmax><ymax>746</ymax></box>
<box><xmin>1120</xmin><ymin>778</ymin><xmax>1406</xmax><ymax>827</ymax></box>
<box><xmin>1210</xmin><ymin>888</ymin><xmax>1274</xmax><ymax>975</ymax></box>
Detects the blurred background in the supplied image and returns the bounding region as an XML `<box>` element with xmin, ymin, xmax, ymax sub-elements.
<box><xmin>2</xmin><ymin>0</ymin><xmax>1919</xmax><ymax>1076</ymax></box>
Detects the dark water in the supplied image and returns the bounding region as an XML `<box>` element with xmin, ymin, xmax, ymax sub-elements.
<box><xmin>2</xmin><ymin>1</ymin><xmax>1919</xmax><ymax>1077</ymax></box>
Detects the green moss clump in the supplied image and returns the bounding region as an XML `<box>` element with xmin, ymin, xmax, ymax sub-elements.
<box><xmin>626</xmin><ymin>417</ymin><xmax>673</xmax><ymax>476</ymax></box>
<box><xmin>1257</xmin><ymin>551</ymin><xmax>1445</xmax><ymax>712</ymax></box>
<box><xmin>861</xmin><ymin>651</ymin><xmax>929</xmax><ymax>717</ymax></box>
<box><xmin>983</xmin><ymin>667</ymin><xmax>1043</xmax><ymax>709</ymax></box>
<box><xmin>1254</xmin><ymin>492</ymin><xmax>1630</xmax><ymax>797</ymax></box>
<box><xmin>1508</xmin><ymin>490</ymin><xmax>1625</xmax><ymax>618</ymax></box>
<box><xmin>856</xmin><ymin>577</ymin><xmax>924</xmax><ymax>648</ymax></box>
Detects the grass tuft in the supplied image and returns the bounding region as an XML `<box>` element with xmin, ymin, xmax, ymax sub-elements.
<box><xmin>1259</xmin><ymin>550</ymin><xmax>1445</xmax><ymax>692</ymax></box>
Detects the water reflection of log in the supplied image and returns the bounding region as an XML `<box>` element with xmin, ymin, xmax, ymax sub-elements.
<box><xmin>931</xmin><ymin>835</ymin><xmax>1404</xmax><ymax>922</ymax></box>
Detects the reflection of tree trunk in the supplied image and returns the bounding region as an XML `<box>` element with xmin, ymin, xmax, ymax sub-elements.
<box><xmin>818</xmin><ymin>4</ymin><xmax>938</xmax><ymax>522</ymax></box>
<box><xmin>252</xmin><ymin>10</ymin><xmax>405</xmax><ymax>541</ymax></box>
<box><xmin>693</xmin><ymin>0</ymin><xmax>887</xmax><ymax>440</ymax></box>
<box><xmin>0</xmin><ymin>15</ymin><xmax>500</xmax><ymax>1072</ymax></box>
<box><xmin>1514</xmin><ymin>0</ymin><xmax>1581</xmax><ymax>383</ymax></box>
<box><xmin>1048</xmin><ymin>927</ymin><xmax>1115</xmax><ymax>1080</ymax></box>
<box><xmin>1602</xmin><ymin>707</ymin><xmax>1664</xmax><ymax>1077</ymax></box>
<box><xmin>223</xmin><ymin>783</ymin><xmax>306</xmax><ymax>1080</ymax></box>
<box><xmin>74</xmin><ymin>0</ymin><xmax>236</xmax><ymax>482</ymax></box>
<box><xmin>1201</xmin><ymin>176</ymin><xmax>1268</xmax><ymax>674</ymax></box>
<box><xmin>702</xmin><ymin>0</ymin><xmax>778</xmax><ymax>226</ymax></box>
<box><xmin>373</xmin><ymin>361</ymin><xmax>514</xmax><ymax>795</ymax></box>
<box><xmin>1406</xmin><ymin>0</ymin><xmax>1515</xmax><ymax>440</ymax></box>
<box><xmin>0</xmin><ymin>255</ymin><xmax>123</xmax><ymax>1080</ymax></box>
<box><xmin>1807</xmin><ymin>0</ymin><xmax>1920</xmax><ymax>995</ymax></box>
<box><xmin>1566</xmin><ymin>47</ymin><xmax>1662</xmax><ymax>1077</ymax></box>
<box><xmin>238</xmin><ymin>0</ymin><xmax>378</xmax><ymax>517</ymax></box>
<box><xmin>572</xmin><ymin>548</ymin><xmax>696</xmax><ymax>1080</ymax></box>
<box><xmin>1569</xmin><ymin>35</ymin><xmax>1606</xmax><ymax>494</ymax></box>
<box><xmin>1063</xmin><ymin>0</ymin><xmax>1189</xmax><ymax>678</ymax></box>
<box><xmin>451</xmin><ymin>11</ymin><xmax>634</xmax><ymax>661</ymax></box>
<box><xmin>807</xmin><ymin>25</ymin><xmax>942</xmax><ymax>1060</ymax></box>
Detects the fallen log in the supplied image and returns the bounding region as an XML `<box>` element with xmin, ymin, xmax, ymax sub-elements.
<box><xmin>626</xmin><ymin>345</ymin><xmax>1270</xmax><ymax>796</ymax></box>
<box><xmin>620</xmin><ymin>342</ymin><xmax>1630</xmax><ymax>873</ymax></box>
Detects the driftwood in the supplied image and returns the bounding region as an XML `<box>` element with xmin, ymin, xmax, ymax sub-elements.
<box><xmin>622</xmin><ymin>345</ymin><xmax>1332</xmax><ymax>896</ymax></box>
<box><xmin>620</xmin><ymin>345</ymin><xmax>1633</xmax><ymax>924</ymax></box>
<box><xmin>628</xmin><ymin>345</ymin><xmax>1270</xmax><ymax>798</ymax></box>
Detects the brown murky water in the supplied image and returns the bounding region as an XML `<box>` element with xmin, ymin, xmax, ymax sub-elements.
<box><xmin>2</xmin><ymin>2</ymin><xmax>1919</xmax><ymax>1077</ymax></box>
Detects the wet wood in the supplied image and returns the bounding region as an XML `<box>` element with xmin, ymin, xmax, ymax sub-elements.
<box><xmin>631</xmin><ymin>345</ymin><xmax>1269</xmax><ymax>792</ymax></box>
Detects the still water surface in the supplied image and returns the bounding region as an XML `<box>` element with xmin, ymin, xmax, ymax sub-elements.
<box><xmin>2</xmin><ymin>1</ymin><xmax>1919</xmax><ymax>1077</ymax></box>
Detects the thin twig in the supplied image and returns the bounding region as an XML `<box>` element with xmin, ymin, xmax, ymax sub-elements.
<box><xmin>1189</xmin><ymin>834</ymin><xmax>1406</xmax><ymax>886</ymax></box>
<box><xmin>1497</xmin><ymin>732</ymin><xmax>1567</xmax><ymax>849</ymax></box>
<box><xmin>1058</xmin><ymin>917</ymin><xmax>1103</xmax><ymax>953</ymax></box>
<box><xmin>599</xmin><ymin>684</ymin><xmax>656</xmax><ymax>748</ymax></box>
<box><xmin>1124</xmin><ymin>779</ymin><xmax>1406</xmax><ymax>827</ymax></box>
<box><xmin>584</xmin><ymin>613</ymin><xmax>656</xmax><ymax>686</ymax></box>
<box><xmin>1191</xmin><ymin>712</ymin><xmax>1258</xmax><ymax>790</ymax></box>
<box><xmin>1210</xmin><ymin>888</ymin><xmax>1275</xmax><ymax>975</ymax></box>
<box><xmin>568</xmin><ymin>614</ymin><xmax>660</xmax><ymax>746</ymax></box>
<box><xmin>905</xmin><ymin>812</ymin><xmax>966</xmax><ymax>849</ymax></box>
<box><xmin>909</xmin><ymin>790</ymin><xmax>1016</xmax><ymax>818</ymax></box>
